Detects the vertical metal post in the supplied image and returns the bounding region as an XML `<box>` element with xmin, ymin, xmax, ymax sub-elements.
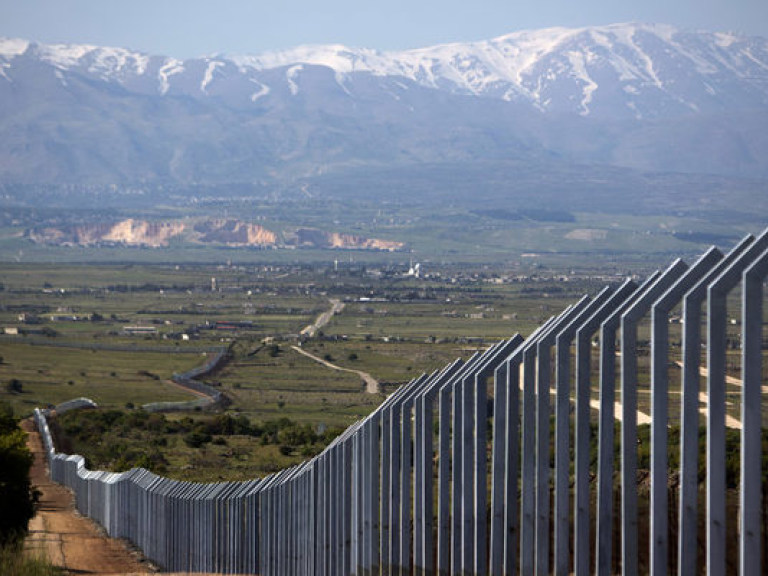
<box><xmin>344</xmin><ymin>438</ymin><xmax>353</xmax><ymax>576</ymax></box>
<box><xmin>707</xmin><ymin>285</ymin><xmax>727</xmax><ymax>576</ymax></box>
<box><xmin>467</xmin><ymin>338</ymin><xmax>523</xmax><ymax>576</ymax></box>
<box><xmin>473</xmin><ymin>372</ymin><xmax>487</xmax><ymax>575</ymax></box>
<box><xmin>460</xmin><ymin>374</ymin><xmax>474</xmax><ymax>575</ymax></box>
<box><xmin>553</xmin><ymin>287</ymin><xmax>616</xmax><ymax>576</ymax></box>
<box><xmin>401</xmin><ymin>396</ymin><xmax>414</xmax><ymax>573</ymax></box>
<box><xmin>489</xmin><ymin>360</ymin><xmax>510</xmax><ymax>576</ymax></box>
<box><xmin>706</xmin><ymin>229</ymin><xmax>768</xmax><ymax>576</ymax></box>
<box><xmin>741</xmin><ymin>247</ymin><xmax>768</xmax><ymax>576</ymax></box>
<box><xmin>649</xmin><ymin>249</ymin><xmax>722</xmax><ymax>576</ymax></box>
<box><xmin>595</xmin><ymin>272</ymin><xmax>660</xmax><ymax>576</ymax></box>
<box><xmin>504</xmin><ymin>354</ymin><xmax>522</xmax><ymax>576</ymax></box>
<box><xmin>352</xmin><ymin>432</ymin><xmax>361</xmax><ymax>575</ymax></box>
<box><xmin>677</xmin><ymin>234</ymin><xmax>753</xmax><ymax>575</ymax></box>
<box><xmin>391</xmin><ymin>398</ymin><xmax>402</xmax><ymax>573</ymax></box>
<box><xmin>381</xmin><ymin>402</ymin><xmax>392</xmax><ymax>574</ymax></box>
<box><xmin>451</xmin><ymin>376</ymin><xmax>463</xmax><ymax>575</ymax></box>
<box><xmin>521</xmin><ymin>342</ymin><xmax>538</xmax><ymax>575</ymax></box>
<box><xmin>533</xmin><ymin>300</ymin><xmax>591</xmax><ymax>576</ymax></box>
<box><xmin>414</xmin><ymin>393</ymin><xmax>425</xmax><ymax>576</ymax></box>
<box><xmin>621</xmin><ymin>259</ymin><xmax>688</xmax><ymax>576</ymax></box>
<box><xmin>370</xmin><ymin>415</ymin><xmax>381</xmax><ymax>575</ymax></box>
<box><xmin>413</xmin><ymin>361</ymin><xmax>466</xmax><ymax>575</ymax></box>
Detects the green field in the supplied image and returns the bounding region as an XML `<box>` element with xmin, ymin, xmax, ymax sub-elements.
<box><xmin>2</xmin><ymin>259</ymin><xmax>766</xmax><ymax>481</ymax></box>
<box><xmin>0</xmin><ymin>342</ymin><xmax>203</xmax><ymax>415</ymax></box>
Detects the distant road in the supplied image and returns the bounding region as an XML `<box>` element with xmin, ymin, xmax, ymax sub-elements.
<box><xmin>291</xmin><ymin>345</ymin><xmax>380</xmax><ymax>394</ymax></box>
<box><xmin>300</xmin><ymin>298</ymin><xmax>345</xmax><ymax>338</ymax></box>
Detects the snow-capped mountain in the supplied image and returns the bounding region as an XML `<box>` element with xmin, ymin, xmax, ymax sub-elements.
<box><xmin>237</xmin><ymin>23</ymin><xmax>768</xmax><ymax>117</ymax></box>
<box><xmin>1</xmin><ymin>23</ymin><xmax>767</xmax><ymax>187</ymax></box>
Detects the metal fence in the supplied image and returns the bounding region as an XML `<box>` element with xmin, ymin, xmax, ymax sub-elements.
<box><xmin>34</xmin><ymin>228</ymin><xmax>768</xmax><ymax>575</ymax></box>
<box><xmin>142</xmin><ymin>348</ymin><xmax>228</xmax><ymax>412</ymax></box>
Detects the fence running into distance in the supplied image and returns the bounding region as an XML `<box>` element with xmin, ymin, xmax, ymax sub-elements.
<box><xmin>33</xmin><ymin>228</ymin><xmax>768</xmax><ymax>575</ymax></box>
<box><xmin>142</xmin><ymin>348</ymin><xmax>228</xmax><ymax>412</ymax></box>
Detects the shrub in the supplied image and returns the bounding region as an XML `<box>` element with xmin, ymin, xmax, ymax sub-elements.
<box><xmin>0</xmin><ymin>427</ymin><xmax>37</xmax><ymax>544</ymax></box>
<box><xmin>0</xmin><ymin>402</ymin><xmax>16</xmax><ymax>435</ymax></box>
<box><xmin>5</xmin><ymin>379</ymin><xmax>22</xmax><ymax>394</ymax></box>
<box><xmin>184</xmin><ymin>431</ymin><xmax>212</xmax><ymax>448</ymax></box>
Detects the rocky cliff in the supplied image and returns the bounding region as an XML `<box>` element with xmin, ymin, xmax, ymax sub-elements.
<box><xmin>292</xmin><ymin>228</ymin><xmax>404</xmax><ymax>251</ymax></box>
<box><xmin>26</xmin><ymin>219</ymin><xmax>404</xmax><ymax>251</ymax></box>
<box><xmin>27</xmin><ymin>219</ymin><xmax>185</xmax><ymax>247</ymax></box>
<box><xmin>193</xmin><ymin>219</ymin><xmax>277</xmax><ymax>246</ymax></box>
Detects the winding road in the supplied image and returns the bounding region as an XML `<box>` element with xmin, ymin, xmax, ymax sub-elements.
<box><xmin>291</xmin><ymin>345</ymin><xmax>380</xmax><ymax>394</ymax></box>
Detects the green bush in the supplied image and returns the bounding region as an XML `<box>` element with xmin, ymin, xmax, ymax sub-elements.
<box><xmin>184</xmin><ymin>430</ymin><xmax>212</xmax><ymax>448</ymax></box>
<box><xmin>0</xmin><ymin>402</ymin><xmax>16</xmax><ymax>435</ymax></box>
<box><xmin>0</xmin><ymin>403</ymin><xmax>37</xmax><ymax>545</ymax></box>
<box><xmin>5</xmin><ymin>379</ymin><xmax>23</xmax><ymax>394</ymax></box>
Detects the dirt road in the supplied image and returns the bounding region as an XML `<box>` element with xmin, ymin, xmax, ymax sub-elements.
<box><xmin>291</xmin><ymin>345</ymin><xmax>380</xmax><ymax>394</ymax></box>
<box><xmin>300</xmin><ymin>298</ymin><xmax>345</xmax><ymax>338</ymax></box>
<box><xmin>21</xmin><ymin>419</ymin><xmax>152</xmax><ymax>575</ymax></box>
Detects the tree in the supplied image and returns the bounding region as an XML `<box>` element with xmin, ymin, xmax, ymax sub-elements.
<box><xmin>0</xmin><ymin>403</ymin><xmax>37</xmax><ymax>544</ymax></box>
<box><xmin>5</xmin><ymin>379</ymin><xmax>23</xmax><ymax>394</ymax></box>
<box><xmin>0</xmin><ymin>401</ymin><xmax>15</xmax><ymax>435</ymax></box>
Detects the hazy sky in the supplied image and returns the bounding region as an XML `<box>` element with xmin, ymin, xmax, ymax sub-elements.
<box><xmin>2</xmin><ymin>0</ymin><xmax>767</xmax><ymax>58</ymax></box>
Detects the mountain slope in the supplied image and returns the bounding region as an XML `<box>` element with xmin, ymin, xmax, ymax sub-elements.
<box><xmin>1</xmin><ymin>23</ymin><xmax>767</xmax><ymax>188</ymax></box>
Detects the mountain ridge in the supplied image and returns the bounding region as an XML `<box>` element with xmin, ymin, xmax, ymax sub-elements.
<box><xmin>1</xmin><ymin>23</ymin><xmax>767</xmax><ymax>188</ymax></box>
<box><xmin>3</xmin><ymin>22</ymin><xmax>767</xmax><ymax>117</ymax></box>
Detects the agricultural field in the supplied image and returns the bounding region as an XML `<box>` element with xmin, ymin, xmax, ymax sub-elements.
<box><xmin>2</xmin><ymin>259</ymin><xmax>766</xmax><ymax>482</ymax></box>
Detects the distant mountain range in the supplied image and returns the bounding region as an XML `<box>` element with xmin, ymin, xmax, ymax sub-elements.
<box><xmin>1</xmin><ymin>23</ymin><xmax>767</xmax><ymax>195</ymax></box>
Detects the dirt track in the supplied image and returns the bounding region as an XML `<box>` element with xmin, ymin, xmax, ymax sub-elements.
<box><xmin>22</xmin><ymin>418</ymin><xmax>154</xmax><ymax>575</ymax></box>
<box><xmin>291</xmin><ymin>345</ymin><xmax>380</xmax><ymax>394</ymax></box>
<box><xmin>299</xmin><ymin>298</ymin><xmax>345</xmax><ymax>338</ymax></box>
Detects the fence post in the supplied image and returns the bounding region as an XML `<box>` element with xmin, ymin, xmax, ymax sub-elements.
<box><xmin>534</xmin><ymin>299</ymin><xmax>594</xmax><ymax>576</ymax></box>
<box><xmin>676</xmin><ymin>234</ymin><xmax>754</xmax><ymax>575</ymax></box>
<box><xmin>741</xmin><ymin>246</ymin><xmax>768</xmax><ymax>576</ymax></box>
<box><xmin>648</xmin><ymin>248</ymin><xmax>722</xmax><ymax>575</ymax></box>
<box><xmin>706</xmin><ymin>228</ymin><xmax>768</xmax><ymax>576</ymax></box>
<box><xmin>489</xmin><ymin>336</ymin><xmax>524</xmax><ymax>575</ymax></box>
<box><xmin>520</xmin><ymin>315</ymin><xmax>559</xmax><ymax>574</ymax></box>
<box><xmin>595</xmin><ymin>271</ymin><xmax>661</xmax><ymax>575</ymax></box>
<box><xmin>553</xmin><ymin>286</ymin><xmax>616</xmax><ymax>575</ymax></box>
<box><xmin>573</xmin><ymin>279</ymin><xmax>638</xmax><ymax>576</ymax></box>
<box><xmin>415</xmin><ymin>360</ymin><xmax>466</xmax><ymax>574</ymax></box>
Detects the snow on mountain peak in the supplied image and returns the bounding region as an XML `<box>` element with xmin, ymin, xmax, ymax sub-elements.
<box><xmin>35</xmin><ymin>41</ymin><xmax>101</xmax><ymax>68</ymax></box>
<box><xmin>231</xmin><ymin>44</ymin><xmax>380</xmax><ymax>73</ymax></box>
<box><xmin>1</xmin><ymin>23</ymin><xmax>767</xmax><ymax>116</ymax></box>
<box><xmin>1</xmin><ymin>39</ymin><xmax>151</xmax><ymax>77</ymax></box>
<box><xmin>0</xmin><ymin>38</ymin><xmax>30</xmax><ymax>58</ymax></box>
